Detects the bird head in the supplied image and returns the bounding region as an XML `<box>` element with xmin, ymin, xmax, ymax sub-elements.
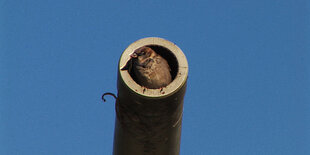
<box><xmin>131</xmin><ymin>47</ymin><xmax>156</xmax><ymax>61</ymax></box>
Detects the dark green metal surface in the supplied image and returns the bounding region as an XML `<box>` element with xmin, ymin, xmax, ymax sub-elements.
<box><xmin>113</xmin><ymin>37</ymin><xmax>188</xmax><ymax>155</ymax></box>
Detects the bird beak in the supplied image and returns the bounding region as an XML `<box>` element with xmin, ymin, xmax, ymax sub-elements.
<box><xmin>130</xmin><ymin>52</ymin><xmax>137</xmax><ymax>58</ymax></box>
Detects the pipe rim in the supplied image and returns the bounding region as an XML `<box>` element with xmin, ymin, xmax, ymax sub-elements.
<box><xmin>119</xmin><ymin>37</ymin><xmax>188</xmax><ymax>98</ymax></box>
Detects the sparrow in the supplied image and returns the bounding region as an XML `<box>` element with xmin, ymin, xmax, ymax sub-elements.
<box><xmin>121</xmin><ymin>46</ymin><xmax>172</xmax><ymax>89</ymax></box>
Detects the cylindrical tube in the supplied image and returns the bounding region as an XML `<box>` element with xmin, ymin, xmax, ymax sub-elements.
<box><xmin>113</xmin><ymin>37</ymin><xmax>188</xmax><ymax>155</ymax></box>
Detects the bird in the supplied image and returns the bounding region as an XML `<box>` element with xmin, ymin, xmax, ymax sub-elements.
<box><xmin>121</xmin><ymin>46</ymin><xmax>172</xmax><ymax>89</ymax></box>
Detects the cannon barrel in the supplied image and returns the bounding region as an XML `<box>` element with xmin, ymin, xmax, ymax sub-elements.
<box><xmin>113</xmin><ymin>37</ymin><xmax>188</xmax><ymax>155</ymax></box>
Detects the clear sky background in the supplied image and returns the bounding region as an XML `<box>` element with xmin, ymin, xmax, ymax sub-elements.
<box><xmin>1</xmin><ymin>0</ymin><xmax>309</xmax><ymax>154</ymax></box>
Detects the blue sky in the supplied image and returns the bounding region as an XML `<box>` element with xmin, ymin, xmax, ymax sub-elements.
<box><xmin>1</xmin><ymin>0</ymin><xmax>309</xmax><ymax>154</ymax></box>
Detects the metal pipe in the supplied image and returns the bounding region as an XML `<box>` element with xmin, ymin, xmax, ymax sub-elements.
<box><xmin>113</xmin><ymin>37</ymin><xmax>188</xmax><ymax>155</ymax></box>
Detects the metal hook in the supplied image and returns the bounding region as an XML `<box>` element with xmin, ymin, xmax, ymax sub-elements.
<box><xmin>102</xmin><ymin>92</ymin><xmax>117</xmax><ymax>102</ymax></box>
